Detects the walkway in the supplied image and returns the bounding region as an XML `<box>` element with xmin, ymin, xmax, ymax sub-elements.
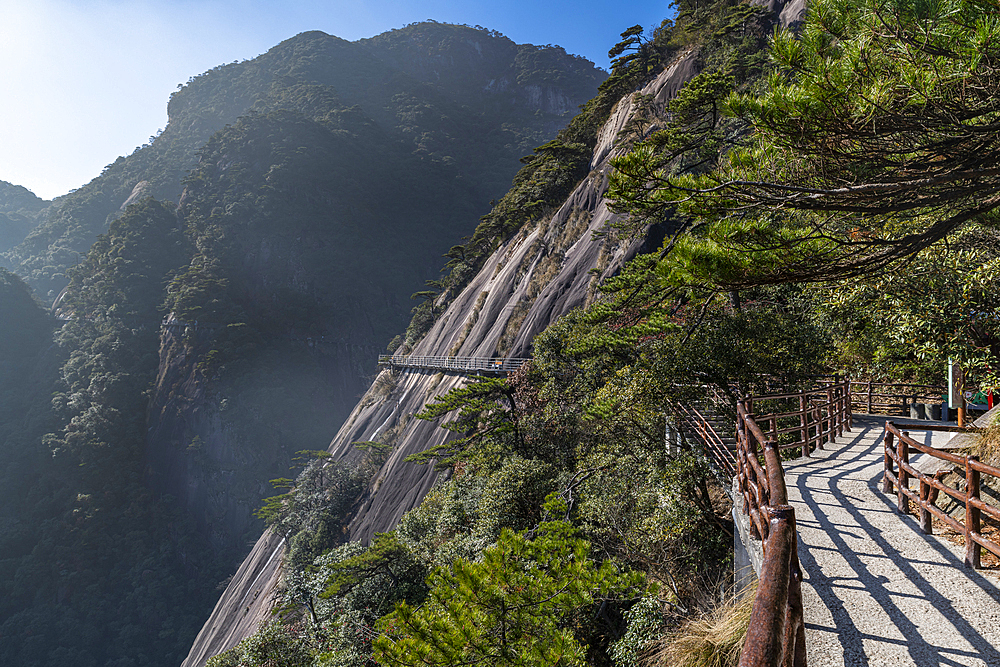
<box><xmin>376</xmin><ymin>354</ymin><xmax>529</xmax><ymax>375</ymax></box>
<box><xmin>783</xmin><ymin>414</ymin><xmax>1000</xmax><ymax>667</ymax></box>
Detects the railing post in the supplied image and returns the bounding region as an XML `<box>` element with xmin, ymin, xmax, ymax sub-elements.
<box><xmin>763</xmin><ymin>441</ymin><xmax>787</xmax><ymax>506</ymax></box>
<box><xmin>897</xmin><ymin>431</ymin><xmax>910</xmax><ymax>514</ymax></box>
<box><xmin>787</xmin><ymin>523</ymin><xmax>807</xmax><ymax>667</ymax></box>
<box><xmin>883</xmin><ymin>426</ymin><xmax>895</xmax><ymax>494</ymax></box>
<box><xmin>919</xmin><ymin>478</ymin><xmax>932</xmax><ymax>535</ymax></box>
<box><xmin>826</xmin><ymin>386</ymin><xmax>835</xmax><ymax>446</ymax></box>
<box><xmin>846</xmin><ymin>380</ymin><xmax>853</xmax><ymax>430</ymax></box>
<box><xmin>835</xmin><ymin>378</ymin><xmax>844</xmax><ymax>437</ymax></box>
<box><xmin>738</xmin><ymin>505</ymin><xmax>800</xmax><ymax>667</ymax></box>
<box><xmin>867</xmin><ymin>380</ymin><xmax>873</xmax><ymax>414</ymax></box>
<box><xmin>966</xmin><ymin>455</ymin><xmax>982</xmax><ymax>569</ymax></box>
<box><xmin>799</xmin><ymin>394</ymin><xmax>808</xmax><ymax>458</ymax></box>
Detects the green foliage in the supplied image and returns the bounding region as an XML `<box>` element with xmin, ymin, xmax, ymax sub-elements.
<box><xmin>818</xmin><ymin>227</ymin><xmax>1000</xmax><ymax>386</ymax></box>
<box><xmin>616</xmin><ymin>0</ymin><xmax>1000</xmax><ymax>286</ymax></box>
<box><xmin>374</xmin><ymin>496</ymin><xmax>644</xmax><ymax>667</ymax></box>
<box><xmin>256</xmin><ymin>454</ymin><xmax>367</xmax><ymax>570</ymax></box>
<box><xmin>609</xmin><ymin>596</ymin><xmax>666</xmax><ymax>667</ymax></box>
<box><xmin>0</xmin><ymin>200</ymin><xmax>227</xmax><ymax>667</ymax></box>
<box><xmin>206</xmin><ymin>622</ymin><xmax>313</xmax><ymax>667</ymax></box>
<box><xmin>410</xmin><ymin>377</ymin><xmax>523</xmax><ymax>468</ymax></box>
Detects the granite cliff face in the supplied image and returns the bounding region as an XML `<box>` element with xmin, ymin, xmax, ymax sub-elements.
<box><xmin>180</xmin><ymin>50</ymin><xmax>701</xmax><ymax>667</ymax></box>
<box><xmin>132</xmin><ymin>24</ymin><xmax>606</xmax><ymax>559</ymax></box>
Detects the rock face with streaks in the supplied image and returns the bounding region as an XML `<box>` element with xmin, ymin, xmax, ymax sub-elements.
<box><xmin>138</xmin><ymin>22</ymin><xmax>606</xmax><ymax>557</ymax></box>
<box><xmin>180</xmin><ymin>50</ymin><xmax>702</xmax><ymax>667</ymax></box>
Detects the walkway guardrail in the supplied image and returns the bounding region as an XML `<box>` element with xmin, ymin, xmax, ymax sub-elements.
<box><xmin>674</xmin><ymin>401</ymin><xmax>738</xmax><ymax>478</ymax></box>
<box><xmin>746</xmin><ymin>379</ymin><xmax>852</xmax><ymax>459</ymax></box>
<box><xmin>377</xmin><ymin>354</ymin><xmax>531</xmax><ymax>375</ymax></box>
<box><xmin>736</xmin><ymin>401</ymin><xmax>807</xmax><ymax>667</ymax></box>
<box><xmin>850</xmin><ymin>380</ymin><xmax>946</xmax><ymax>416</ymax></box>
<box><xmin>882</xmin><ymin>421</ymin><xmax>996</xmax><ymax>569</ymax></box>
<box><xmin>737</xmin><ymin>379</ymin><xmax>852</xmax><ymax>667</ymax></box>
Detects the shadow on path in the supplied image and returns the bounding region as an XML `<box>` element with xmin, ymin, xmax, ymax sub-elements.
<box><xmin>785</xmin><ymin>416</ymin><xmax>1000</xmax><ymax>666</ymax></box>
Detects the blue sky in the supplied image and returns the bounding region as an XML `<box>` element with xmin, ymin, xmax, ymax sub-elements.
<box><xmin>0</xmin><ymin>0</ymin><xmax>672</xmax><ymax>201</ymax></box>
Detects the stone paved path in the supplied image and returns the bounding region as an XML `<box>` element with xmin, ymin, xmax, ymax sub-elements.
<box><xmin>782</xmin><ymin>415</ymin><xmax>1000</xmax><ymax>667</ymax></box>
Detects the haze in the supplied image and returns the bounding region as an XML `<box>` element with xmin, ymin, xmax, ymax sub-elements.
<box><xmin>0</xmin><ymin>0</ymin><xmax>669</xmax><ymax>201</ymax></box>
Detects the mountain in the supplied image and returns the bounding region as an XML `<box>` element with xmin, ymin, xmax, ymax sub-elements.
<box><xmin>5</xmin><ymin>24</ymin><xmax>604</xmax><ymax>302</ymax></box>
<box><xmin>181</xmin><ymin>1</ymin><xmax>810</xmax><ymax>663</ymax></box>
<box><xmin>0</xmin><ymin>182</ymin><xmax>47</xmax><ymax>255</ymax></box>
<box><xmin>182</xmin><ymin>32</ymin><xmax>696</xmax><ymax>667</ymax></box>
<box><xmin>0</xmin><ymin>23</ymin><xmax>605</xmax><ymax>667</ymax></box>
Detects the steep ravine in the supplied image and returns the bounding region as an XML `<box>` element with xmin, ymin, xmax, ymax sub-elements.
<box><xmin>180</xmin><ymin>52</ymin><xmax>700</xmax><ymax>667</ymax></box>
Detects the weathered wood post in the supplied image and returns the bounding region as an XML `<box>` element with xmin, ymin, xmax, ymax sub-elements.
<box><xmin>897</xmin><ymin>430</ymin><xmax>910</xmax><ymax>514</ymax></box>
<box><xmin>846</xmin><ymin>379</ymin><xmax>853</xmax><ymax>430</ymax></box>
<box><xmin>867</xmin><ymin>380</ymin><xmax>874</xmax><ymax>414</ymax></box>
<box><xmin>883</xmin><ymin>426</ymin><xmax>895</xmax><ymax>494</ymax></box>
<box><xmin>966</xmin><ymin>455</ymin><xmax>982</xmax><ymax>569</ymax></box>
<box><xmin>826</xmin><ymin>386</ymin><xmax>835</xmax><ymax>446</ymax></box>
<box><xmin>799</xmin><ymin>394</ymin><xmax>809</xmax><ymax>458</ymax></box>
<box><xmin>919</xmin><ymin>478</ymin><xmax>932</xmax><ymax>534</ymax></box>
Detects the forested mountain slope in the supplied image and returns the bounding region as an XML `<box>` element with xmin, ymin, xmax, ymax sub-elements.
<box><xmin>4</xmin><ymin>24</ymin><xmax>603</xmax><ymax>302</ymax></box>
<box><xmin>0</xmin><ymin>23</ymin><xmax>604</xmax><ymax>667</ymax></box>
<box><xmin>183</xmin><ymin>0</ymin><xmax>809</xmax><ymax>661</ymax></box>
<box><xmin>181</xmin><ymin>54</ymin><xmax>694</xmax><ymax>665</ymax></box>
<box><xmin>0</xmin><ymin>182</ymin><xmax>46</xmax><ymax>255</ymax></box>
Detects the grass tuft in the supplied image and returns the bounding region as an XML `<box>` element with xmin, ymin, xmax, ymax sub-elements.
<box><xmin>644</xmin><ymin>584</ymin><xmax>756</xmax><ymax>667</ymax></box>
<box><xmin>974</xmin><ymin>423</ymin><xmax>1000</xmax><ymax>464</ymax></box>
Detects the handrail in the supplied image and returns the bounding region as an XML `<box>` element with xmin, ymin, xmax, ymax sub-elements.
<box><xmin>746</xmin><ymin>378</ymin><xmax>852</xmax><ymax>460</ymax></box>
<box><xmin>674</xmin><ymin>402</ymin><xmax>738</xmax><ymax>477</ymax></box>
<box><xmin>377</xmin><ymin>354</ymin><xmax>531</xmax><ymax>374</ymax></box>
<box><xmin>882</xmin><ymin>421</ymin><xmax>999</xmax><ymax>569</ymax></box>
<box><xmin>850</xmin><ymin>379</ymin><xmax>946</xmax><ymax>415</ymax></box>
<box><xmin>740</xmin><ymin>505</ymin><xmax>806</xmax><ymax>667</ymax></box>
<box><xmin>738</xmin><ymin>379</ymin><xmax>852</xmax><ymax>667</ymax></box>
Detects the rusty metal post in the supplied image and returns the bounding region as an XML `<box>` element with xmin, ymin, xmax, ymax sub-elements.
<box><xmin>763</xmin><ymin>441</ymin><xmax>788</xmax><ymax>506</ymax></box>
<box><xmin>966</xmin><ymin>455</ymin><xmax>981</xmax><ymax>569</ymax></box>
<box><xmin>897</xmin><ymin>431</ymin><xmax>910</xmax><ymax>514</ymax></box>
<box><xmin>738</xmin><ymin>506</ymin><xmax>797</xmax><ymax>667</ymax></box>
<box><xmin>846</xmin><ymin>379</ymin><xmax>853</xmax><ymax>430</ymax></box>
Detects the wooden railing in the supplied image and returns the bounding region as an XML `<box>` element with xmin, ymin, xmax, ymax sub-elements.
<box><xmin>737</xmin><ymin>379</ymin><xmax>852</xmax><ymax>667</ymax></box>
<box><xmin>745</xmin><ymin>379</ymin><xmax>852</xmax><ymax>460</ymax></box>
<box><xmin>882</xmin><ymin>421</ymin><xmax>998</xmax><ymax>569</ymax></box>
<box><xmin>851</xmin><ymin>380</ymin><xmax>945</xmax><ymax>416</ymax></box>
<box><xmin>376</xmin><ymin>355</ymin><xmax>530</xmax><ymax>374</ymax></box>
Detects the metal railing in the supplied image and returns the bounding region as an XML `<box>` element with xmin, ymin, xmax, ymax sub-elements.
<box><xmin>882</xmin><ymin>421</ymin><xmax>997</xmax><ymax>569</ymax></box>
<box><xmin>377</xmin><ymin>354</ymin><xmax>531</xmax><ymax>375</ymax></box>
<box><xmin>737</xmin><ymin>379</ymin><xmax>853</xmax><ymax>667</ymax></box>
<box><xmin>675</xmin><ymin>401</ymin><xmax>738</xmax><ymax>478</ymax></box>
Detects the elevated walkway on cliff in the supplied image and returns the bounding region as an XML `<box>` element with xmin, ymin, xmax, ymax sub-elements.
<box><xmin>778</xmin><ymin>415</ymin><xmax>1000</xmax><ymax>665</ymax></box>
<box><xmin>377</xmin><ymin>354</ymin><xmax>530</xmax><ymax>376</ymax></box>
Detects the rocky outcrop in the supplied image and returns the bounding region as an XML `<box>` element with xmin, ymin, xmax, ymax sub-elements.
<box><xmin>180</xmin><ymin>50</ymin><xmax>701</xmax><ymax>667</ymax></box>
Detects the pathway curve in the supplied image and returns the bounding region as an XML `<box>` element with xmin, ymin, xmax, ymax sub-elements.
<box><xmin>782</xmin><ymin>414</ymin><xmax>1000</xmax><ymax>667</ymax></box>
